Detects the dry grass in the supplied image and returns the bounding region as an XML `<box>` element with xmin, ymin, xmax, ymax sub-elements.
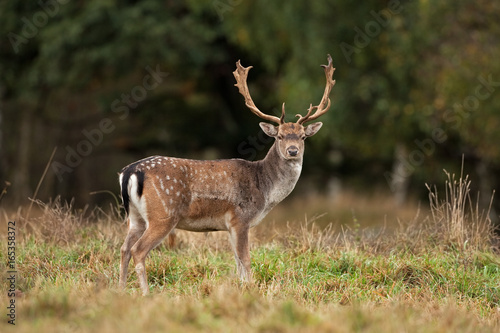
<box><xmin>427</xmin><ymin>170</ymin><xmax>496</xmax><ymax>251</ymax></box>
<box><xmin>264</xmin><ymin>187</ymin><xmax>422</xmax><ymax>231</ymax></box>
<box><xmin>1</xmin><ymin>170</ymin><xmax>499</xmax><ymax>332</ymax></box>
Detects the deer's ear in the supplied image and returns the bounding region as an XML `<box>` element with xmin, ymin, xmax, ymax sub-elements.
<box><xmin>259</xmin><ymin>122</ymin><xmax>278</xmax><ymax>137</ymax></box>
<box><xmin>305</xmin><ymin>122</ymin><xmax>323</xmax><ymax>137</ymax></box>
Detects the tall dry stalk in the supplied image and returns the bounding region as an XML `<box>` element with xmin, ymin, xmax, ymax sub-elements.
<box><xmin>426</xmin><ymin>169</ymin><xmax>495</xmax><ymax>251</ymax></box>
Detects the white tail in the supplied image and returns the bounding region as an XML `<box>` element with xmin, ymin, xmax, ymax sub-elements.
<box><xmin>119</xmin><ymin>55</ymin><xmax>336</xmax><ymax>294</ymax></box>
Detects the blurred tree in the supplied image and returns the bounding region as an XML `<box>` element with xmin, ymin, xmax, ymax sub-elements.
<box><xmin>1</xmin><ymin>0</ymin><xmax>499</xmax><ymax>213</ymax></box>
<box><xmin>383</xmin><ymin>0</ymin><xmax>500</xmax><ymax>210</ymax></box>
<box><xmin>0</xmin><ymin>0</ymin><xmax>233</xmax><ymax>205</ymax></box>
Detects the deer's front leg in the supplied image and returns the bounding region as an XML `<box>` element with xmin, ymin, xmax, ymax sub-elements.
<box><xmin>228</xmin><ymin>223</ymin><xmax>252</xmax><ymax>282</ymax></box>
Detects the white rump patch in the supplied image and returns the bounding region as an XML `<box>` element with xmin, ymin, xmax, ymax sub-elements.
<box><xmin>128</xmin><ymin>174</ymin><xmax>149</xmax><ymax>228</ymax></box>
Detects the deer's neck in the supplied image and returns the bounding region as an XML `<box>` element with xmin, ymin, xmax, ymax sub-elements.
<box><xmin>258</xmin><ymin>142</ymin><xmax>303</xmax><ymax>207</ymax></box>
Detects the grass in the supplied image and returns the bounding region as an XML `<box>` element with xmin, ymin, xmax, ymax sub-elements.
<box><xmin>1</xmin><ymin>171</ymin><xmax>500</xmax><ymax>332</ymax></box>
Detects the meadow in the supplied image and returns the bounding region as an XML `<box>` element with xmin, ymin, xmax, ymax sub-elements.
<box><xmin>1</xmin><ymin>172</ymin><xmax>500</xmax><ymax>332</ymax></box>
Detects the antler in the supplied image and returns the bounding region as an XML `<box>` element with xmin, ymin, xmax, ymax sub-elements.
<box><xmin>233</xmin><ymin>60</ymin><xmax>284</xmax><ymax>125</ymax></box>
<box><xmin>296</xmin><ymin>54</ymin><xmax>336</xmax><ymax>125</ymax></box>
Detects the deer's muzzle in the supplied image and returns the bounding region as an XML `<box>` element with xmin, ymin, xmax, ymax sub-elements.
<box><xmin>287</xmin><ymin>146</ymin><xmax>299</xmax><ymax>157</ymax></box>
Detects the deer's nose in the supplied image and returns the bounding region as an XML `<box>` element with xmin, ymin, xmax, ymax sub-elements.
<box><xmin>287</xmin><ymin>146</ymin><xmax>299</xmax><ymax>157</ymax></box>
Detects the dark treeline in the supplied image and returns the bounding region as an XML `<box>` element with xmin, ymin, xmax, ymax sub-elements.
<box><xmin>1</xmin><ymin>0</ymin><xmax>500</xmax><ymax>215</ymax></box>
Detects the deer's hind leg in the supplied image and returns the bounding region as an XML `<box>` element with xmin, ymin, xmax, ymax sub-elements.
<box><xmin>119</xmin><ymin>208</ymin><xmax>146</xmax><ymax>290</ymax></box>
<box><xmin>130</xmin><ymin>214</ymin><xmax>179</xmax><ymax>295</ymax></box>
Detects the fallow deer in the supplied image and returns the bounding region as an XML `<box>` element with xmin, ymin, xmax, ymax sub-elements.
<box><xmin>119</xmin><ymin>55</ymin><xmax>336</xmax><ymax>295</ymax></box>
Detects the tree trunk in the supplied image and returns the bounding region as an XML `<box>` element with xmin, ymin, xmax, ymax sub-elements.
<box><xmin>0</xmin><ymin>83</ymin><xmax>4</xmax><ymax>185</ymax></box>
<box><xmin>12</xmin><ymin>90</ymin><xmax>49</xmax><ymax>206</ymax></box>
<box><xmin>12</xmin><ymin>107</ymin><xmax>33</xmax><ymax>205</ymax></box>
<box><xmin>475</xmin><ymin>159</ymin><xmax>498</xmax><ymax>225</ymax></box>
<box><xmin>390</xmin><ymin>144</ymin><xmax>410</xmax><ymax>206</ymax></box>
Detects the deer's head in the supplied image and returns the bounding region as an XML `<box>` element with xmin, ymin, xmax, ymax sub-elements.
<box><xmin>233</xmin><ymin>55</ymin><xmax>335</xmax><ymax>161</ymax></box>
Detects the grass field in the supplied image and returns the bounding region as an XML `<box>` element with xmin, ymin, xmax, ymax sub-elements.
<box><xmin>1</xmin><ymin>172</ymin><xmax>500</xmax><ymax>332</ymax></box>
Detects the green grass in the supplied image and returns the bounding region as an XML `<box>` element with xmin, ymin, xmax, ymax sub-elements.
<box><xmin>2</xmin><ymin>231</ymin><xmax>499</xmax><ymax>332</ymax></box>
<box><xmin>1</xmin><ymin>172</ymin><xmax>500</xmax><ymax>332</ymax></box>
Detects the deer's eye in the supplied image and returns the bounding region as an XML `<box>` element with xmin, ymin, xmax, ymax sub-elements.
<box><xmin>301</xmin><ymin>136</ymin><xmax>306</xmax><ymax>140</ymax></box>
<box><xmin>278</xmin><ymin>135</ymin><xmax>283</xmax><ymax>140</ymax></box>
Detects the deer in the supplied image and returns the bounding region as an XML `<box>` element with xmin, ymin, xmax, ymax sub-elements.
<box><xmin>118</xmin><ymin>55</ymin><xmax>336</xmax><ymax>295</ymax></box>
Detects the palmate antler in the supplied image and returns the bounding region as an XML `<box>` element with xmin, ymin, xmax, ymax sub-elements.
<box><xmin>296</xmin><ymin>54</ymin><xmax>336</xmax><ymax>125</ymax></box>
<box><xmin>234</xmin><ymin>55</ymin><xmax>335</xmax><ymax>125</ymax></box>
<box><xmin>233</xmin><ymin>60</ymin><xmax>285</xmax><ymax>125</ymax></box>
